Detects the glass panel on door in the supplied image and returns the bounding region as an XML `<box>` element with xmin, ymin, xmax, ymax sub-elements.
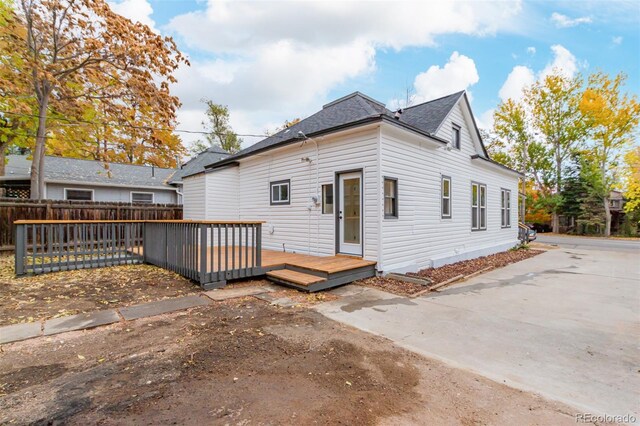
<box><xmin>343</xmin><ymin>177</ymin><xmax>360</xmax><ymax>244</ymax></box>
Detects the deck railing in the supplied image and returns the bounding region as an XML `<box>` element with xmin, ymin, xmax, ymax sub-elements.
<box><xmin>14</xmin><ymin>220</ymin><xmax>263</xmax><ymax>288</ymax></box>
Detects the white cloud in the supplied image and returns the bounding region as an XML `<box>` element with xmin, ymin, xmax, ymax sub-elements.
<box><xmin>540</xmin><ymin>44</ymin><xmax>578</xmax><ymax>79</ymax></box>
<box><xmin>476</xmin><ymin>108</ymin><xmax>495</xmax><ymax>131</ymax></box>
<box><xmin>612</xmin><ymin>36</ymin><xmax>623</xmax><ymax>45</ymax></box>
<box><xmin>527</xmin><ymin>46</ymin><xmax>536</xmax><ymax>55</ymax></box>
<box><xmin>411</xmin><ymin>52</ymin><xmax>479</xmax><ymax>104</ymax></box>
<box><xmin>169</xmin><ymin>1</ymin><xmax>523</xmax><ymax>55</ymax></box>
<box><xmin>498</xmin><ymin>65</ymin><xmax>535</xmax><ymax>102</ymax></box>
<box><xmin>109</xmin><ymin>0</ymin><xmax>157</xmax><ymax>31</ymax></box>
<box><xmin>164</xmin><ymin>0</ymin><xmax>524</xmax><ymax>146</ymax></box>
<box><xmin>498</xmin><ymin>44</ymin><xmax>579</xmax><ymax>103</ymax></box>
<box><xmin>173</xmin><ymin>40</ymin><xmax>376</xmax><ymax>147</ymax></box>
<box><xmin>550</xmin><ymin>12</ymin><xmax>592</xmax><ymax>28</ymax></box>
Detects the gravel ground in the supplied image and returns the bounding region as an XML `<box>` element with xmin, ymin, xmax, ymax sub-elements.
<box><xmin>357</xmin><ymin>248</ymin><xmax>544</xmax><ymax>296</ymax></box>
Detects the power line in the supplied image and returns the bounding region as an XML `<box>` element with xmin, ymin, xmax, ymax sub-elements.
<box><xmin>0</xmin><ymin>110</ymin><xmax>276</xmax><ymax>139</ymax></box>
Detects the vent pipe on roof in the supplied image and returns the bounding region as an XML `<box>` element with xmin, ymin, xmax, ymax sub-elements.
<box><xmin>394</xmin><ymin>109</ymin><xmax>403</xmax><ymax>119</ymax></box>
<box><xmin>151</xmin><ymin>165</ymin><xmax>155</xmax><ymax>178</ymax></box>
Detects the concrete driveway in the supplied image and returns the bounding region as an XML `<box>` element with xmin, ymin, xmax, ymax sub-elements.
<box><xmin>537</xmin><ymin>233</ymin><xmax>640</xmax><ymax>252</ymax></box>
<box><xmin>315</xmin><ymin>246</ymin><xmax>640</xmax><ymax>418</ymax></box>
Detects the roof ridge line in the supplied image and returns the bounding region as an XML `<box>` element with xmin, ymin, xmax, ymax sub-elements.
<box><xmin>322</xmin><ymin>91</ymin><xmax>385</xmax><ymax>109</ymax></box>
<box><xmin>402</xmin><ymin>90</ymin><xmax>465</xmax><ymax>110</ymax></box>
<box><xmin>40</xmin><ymin>154</ymin><xmax>176</xmax><ymax>170</ymax></box>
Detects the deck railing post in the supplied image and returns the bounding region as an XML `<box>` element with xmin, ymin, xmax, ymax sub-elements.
<box><xmin>199</xmin><ymin>224</ymin><xmax>208</xmax><ymax>284</ymax></box>
<box><xmin>15</xmin><ymin>224</ymin><xmax>25</xmax><ymax>276</ymax></box>
<box><xmin>256</xmin><ymin>223</ymin><xmax>262</xmax><ymax>268</ymax></box>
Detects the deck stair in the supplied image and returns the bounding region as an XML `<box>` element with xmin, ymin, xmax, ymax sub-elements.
<box><xmin>263</xmin><ymin>254</ymin><xmax>376</xmax><ymax>292</ymax></box>
<box><xmin>266</xmin><ymin>269</ymin><xmax>326</xmax><ymax>287</ymax></box>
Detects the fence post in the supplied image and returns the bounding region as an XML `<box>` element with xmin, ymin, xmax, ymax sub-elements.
<box><xmin>142</xmin><ymin>222</ymin><xmax>148</xmax><ymax>264</ymax></box>
<box><xmin>14</xmin><ymin>224</ymin><xmax>25</xmax><ymax>276</ymax></box>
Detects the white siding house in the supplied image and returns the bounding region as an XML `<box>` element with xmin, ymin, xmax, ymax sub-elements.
<box><xmin>182</xmin><ymin>91</ymin><xmax>521</xmax><ymax>274</ymax></box>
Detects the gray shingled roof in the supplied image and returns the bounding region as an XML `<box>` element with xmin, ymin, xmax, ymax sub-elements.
<box><xmin>223</xmin><ymin>92</ymin><xmax>391</xmax><ymax>161</ymax></box>
<box><xmin>2</xmin><ymin>155</ymin><xmax>177</xmax><ymax>189</ymax></box>
<box><xmin>169</xmin><ymin>146</ymin><xmax>229</xmax><ymax>184</ymax></box>
<box><xmin>399</xmin><ymin>91</ymin><xmax>465</xmax><ymax>134</ymax></box>
<box><xmin>203</xmin><ymin>91</ymin><xmax>467</xmax><ymax>172</ymax></box>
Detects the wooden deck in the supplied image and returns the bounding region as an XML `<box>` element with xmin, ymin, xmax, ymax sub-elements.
<box><xmin>261</xmin><ymin>250</ymin><xmax>376</xmax><ymax>273</ymax></box>
<box><xmin>138</xmin><ymin>245</ymin><xmax>376</xmax><ymax>292</ymax></box>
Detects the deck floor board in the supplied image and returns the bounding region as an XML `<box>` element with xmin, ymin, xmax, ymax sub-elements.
<box><xmin>137</xmin><ymin>246</ymin><xmax>375</xmax><ymax>274</ymax></box>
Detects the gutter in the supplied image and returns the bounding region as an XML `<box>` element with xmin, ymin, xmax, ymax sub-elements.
<box><xmin>470</xmin><ymin>155</ymin><xmax>523</xmax><ymax>177</ymax></box>
<box><xmin>203</xmin><ymin>115</ymin><xmax>449</xmax><ymax>172</ymax></box>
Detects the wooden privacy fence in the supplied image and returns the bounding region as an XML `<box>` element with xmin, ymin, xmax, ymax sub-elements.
<box><xmin>14</xmin><ymin>220</ymin><xmax>263</xmax><ymax>289</ymax></box>
<box><xmin>0</xmin><ymin>198</ymin><xmax>182</xmax><ymax>251</ymax></box>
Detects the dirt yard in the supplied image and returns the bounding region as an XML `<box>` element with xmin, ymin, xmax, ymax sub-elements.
<box><xmin>358</xmin><ymin>247</ymin><xmax>544</xmax><ymax>296</ymax></box>
<box><xmin>0</xmin><ymin>254</ymin><xmax>199</xmax><ymax>326</ymax></box>
<box><xmin>0</xmin><ymin>298</ymin><xmax>576</xmax><ymax>425</ymax></box>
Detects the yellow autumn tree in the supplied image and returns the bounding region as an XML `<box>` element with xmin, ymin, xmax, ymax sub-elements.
<box><xmin>5</xmin><ymin>0</ymin><xmax>189</xmax><ymax>199</ymax></box>
<box><xmin>622</xmin><ymin>146</ymin><xmax>640</xmax><ymax>215</ymax></box>
<box><xmin>580</xmin><ymin>72</ymin><xmax>640</xmax><ymax>236</ymax></box>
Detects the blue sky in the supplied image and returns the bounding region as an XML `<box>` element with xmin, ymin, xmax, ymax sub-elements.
<box><xmin>109</xmin><ymin>0</ymin><xmax>640</xmax><ymax>149</ymax></box>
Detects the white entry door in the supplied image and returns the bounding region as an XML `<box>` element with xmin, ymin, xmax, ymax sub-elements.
<box><xmin>338</xmin><ymin>172</ymin><xmax>362</xmax><ymax>256</ymax></box>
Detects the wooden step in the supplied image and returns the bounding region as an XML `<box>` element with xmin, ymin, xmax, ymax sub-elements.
<box><xmin>266</xmin><ymin>269</ymin><xmax>327</xmax><ymax>287</ymax></box>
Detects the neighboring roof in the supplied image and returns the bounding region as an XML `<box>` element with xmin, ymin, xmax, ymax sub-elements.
<box><xmin>169</xmin><ymin>146</ymin><xmax>229</xmax><ymax>184</ymax></box>
<box><xmin>203</xmin><ymin>90</ymin><xmax>471</xmax><ymax>172</ymax></box>
<box><xmin>1</xmin><ymin>155</ymin><xmax>177</xmax><ymax>189</ymax></box>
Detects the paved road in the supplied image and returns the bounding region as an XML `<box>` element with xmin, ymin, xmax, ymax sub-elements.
<box><xmin>316</xmin><ymin>247</ymin><xmax>640</xmax><ymax>418</ymax></box>
<box><xmin>536</xmin><ymin>233</ymin><xmax>640</xmax><ymax>252</ymax></box>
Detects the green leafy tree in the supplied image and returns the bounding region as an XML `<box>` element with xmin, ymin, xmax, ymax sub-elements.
<box><xmin>576</xmin><ymin>154</ymin><xmax>607</xmax><ymax>234</ymax></box>
<box><xmin>492</xmin><ymin>71</ymin><xmax>588</xmax><ymax>232</ymax></box>
<box><xmin>201</xmin><ymin>100</ymin><xmax>242</xmax><ymax>154</ymax></box>
<box><xmin>579</xmin><ymin>72</ymin><xmax>640</xmax><ymax>236</ymax></box>
<box><xmin>527</xmin><ymin>72</ymin><xmax>589</xmax><ymax>232</ymax></box>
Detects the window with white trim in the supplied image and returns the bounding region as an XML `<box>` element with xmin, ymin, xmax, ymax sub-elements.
<box><xmin>471</xmin><ymin>182</ymin><xmax>487</xmax><ymax>230</ymax></box>
<box><xmin>384</xmin><ymin>177</ymin><xmax>398</xmax><ymax>218</ymax></box>
<box><xmin>64</xmin><ymin>188</ymin><xmax>93</xmax><ymax>201</ymax></box>
<box><xmin>322</xmin><ymin>184</ymin><xmax>333</xmax><ymax>214</ymax></box>
<box><xmin>441</xmin><ymin>176</ymin><xmax>451</xmax><ymax>218</ymax></box>
<box><xmin>131</xmin><ymin>192</ymin><xmax>154</xmax><ymax>204</ymax></box>
<box><xmin>270</xmin><ymin>180</ymin><xmax>290</xmax><ymax>205</ymax></box>
<box><xmin>501</xmin><ymin>189</ymin><xmax>511</xmax><ymax>228</ymax></box>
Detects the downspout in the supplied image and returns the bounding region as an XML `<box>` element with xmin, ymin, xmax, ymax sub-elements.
<box><xmin>376</xmin><ymin>124</ymin><xmax>383</xmax><ymax>273</ymax></box>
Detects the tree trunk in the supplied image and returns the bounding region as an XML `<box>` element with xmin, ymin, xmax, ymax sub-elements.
<box><xmin>603</xmin><ymin>196</ymin><xmax>612</xmax><ymax>237</ymax></box>
<box><xmin>0</xmin><ymin>140</ymin><xmax>7</xmax><ymax>177</ymax></box>
<box><xmin>31</xmin><ymin>87</ymin><xmax>50</xmax><ymax>200</ymax></box>
<box><xmin>553</xmin><ymin>153</ymin><xmax>562</xmax><ymax>233</ymax></box>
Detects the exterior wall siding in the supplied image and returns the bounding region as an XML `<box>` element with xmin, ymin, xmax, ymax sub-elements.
<box><xmin>379</xmin><ymin>101</ymin><xmax>519</xmax><ymax>273</ymax></box>
<box><xmin>202</xmin><ymin>126</ymin><xmax>380</xmax><ymax>261</ymax></box>
<box><xmin>205</xmin><ymin>166</ymin><xmax>240</xmax><ymax>220</ymax></box>
<box><xmin>192</xmin><ymin>99</ymin><xmax>519</xmax><ymax>272</ymax></box>
<box><xmin>182</xmin><ymin>175</ymin><xmax>207</xmax><ymax>219</ymax></box>
<box><xmin>45</xmin><ymin>183</ymin><xmax>177</xmax><ymax>204</ymax></box>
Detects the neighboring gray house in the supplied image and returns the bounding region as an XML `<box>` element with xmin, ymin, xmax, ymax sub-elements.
<box><xmin>168</xmin><ymin>146</ymin><xmax>230</xmax><ymax>198</ymax></box>
<box><xmin>0</xmin><ymin>148</ymin><xmax>230</xmax><ymax>204</ymax></box>
<box><xmin>1</xmin><ymin>155</ymin><xmax>179</xmax><ymax>203</ymax></box>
